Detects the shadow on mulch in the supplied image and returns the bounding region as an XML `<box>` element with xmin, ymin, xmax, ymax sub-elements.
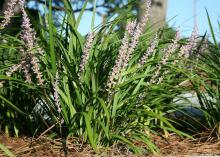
<box><xmin>0</xmin><ymin>132</ymin><xmax>219</xmax><ymax>157</ymax></box>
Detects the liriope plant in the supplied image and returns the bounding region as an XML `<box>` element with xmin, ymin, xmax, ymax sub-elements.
<box><xmin>192</xmin><ymin>10</ymin><xmax>220</xmax><ymax>136</ymax></box>
<box><xmin>0</xmin><ymin>0</ymin><xmax>199</xmax><ymax>154</ymax></box>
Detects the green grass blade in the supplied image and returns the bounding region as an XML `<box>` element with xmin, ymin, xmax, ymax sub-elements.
<box><xmin>75</xmin><ymin>0</ymin><xmax>89</xmax><ymax>29</ymax></box>
<box><xmin>0</xmin><ymin>95</ymin><xmax>26</xmax><ymax>115</ymax></box>
<box><xmin>112</xmin><ymin>134</ymin><xmax>141</xmax><ymax>154</ymax></box>
<box><xmin>206</xmin><ymin>9</ymin><xmax>219</xmax><ymax>49</ymax></box>
<box><xmin>63</xmin><ymin>0</ymin><xmax>76</xmax><ymax>28</ymax></box>
<box><xmin>0</xmin><ymin>143</ymin><xmax>16</xmax><ymax>157</ymax></box>
<box><xmin>83</xmin><ymin>108</ymin><xmax>98</xmax><ymax>152</ymax></box>
<box><xmin>91</xmin><ymin>0</ymin><xmax>97</xmax><ymax>31</ymax></box>
<box><xmin>48</xmin><ymin>0</ymin><xmax>56</xmax><ymax>75</ymax></box>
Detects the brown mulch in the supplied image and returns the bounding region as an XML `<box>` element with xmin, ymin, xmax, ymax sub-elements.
<box><xmin>153</xmin><ymin>132</ymin><xmax>220</xmax><ymax>157</ymax></box>
<box><xmin>0</xmin><ymin>132</ymin><xmax>220</xmax><ymax>157</ymax></box>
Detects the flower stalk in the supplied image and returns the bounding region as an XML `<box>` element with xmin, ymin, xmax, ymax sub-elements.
<box><xmin>139</xmin><ymin>33</ymin><xmax>158</xmax><ymax>66</ymax></box>
<box><xmin>150</xmin><ymin>31</ymin><xmax>180</xmax><ymax>84</ymax></box>
<box><xmin>107</xmin><ymin>0</ymin><xmax>152</xmax><ymax>91</ymax></box>
<box><xmin>53</xmin><ymin>72</ymin><xmax>61</xmax><ymax>114</ymax></box>
<box><xmin>0</xmin><ymin>0</ymin><xmax>18</xmax><ymax>29</ymax></box>
<box><xmin>79</xmin><ymin>32</ymin><xmax>95</xmax><ymax>74</ymax></box>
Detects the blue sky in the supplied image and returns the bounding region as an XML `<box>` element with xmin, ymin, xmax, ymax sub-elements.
<box><xmin>167</xmin><ymin>0</ymin><xmax>220</xmax><ymax>38</ymax></box>
<box><xmin>28</xmin><ymin>0</ymin><xmax>220</xmax><ymax>39</ymax></box>
<box><xmin>77</xmin><ymin>0</ymin><xmax>220</xmax><ymax>39</ymax></box>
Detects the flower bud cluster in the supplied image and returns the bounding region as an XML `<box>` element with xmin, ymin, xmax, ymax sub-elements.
<box><xmin>107</xmin><ymin>21</ymin><xmax>137</xmax><ymax>89</ymax></box>
<box><xmin>139</xmin><ymin>34</ymin><xmax>158</xmax><ymax>66</ymax></box>
<box><xmin>150</xmin><ymin>31</ymin><xmax>180</xmax><ymax>84</ymax></box>
<box><xmin>53</xmin><ymin>72</ymin><xmax>61</xmax><ymax>114</ymax></box>
<box><xmin>107</xmin><ymin>0</ymin><xmax>152</xmax><ymax>90</ymax></box>
<box><xmin>0</xmin><ymin>0</ymin><xmax>18</xmax><ymax>29</ymax></box>
<box><xmin>79</xmin><ymin>32</ymin><xmax>96</xmax><ymax>74</ymax></box>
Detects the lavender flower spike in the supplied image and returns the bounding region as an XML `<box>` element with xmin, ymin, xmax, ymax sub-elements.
<box><xmin>53</xmin><ymin>72</ymin><xmax>61</xmax><ymax>114</ymax></box>
<box><xmin>139</xmin><ymin>0</ymin><xmax>152</xmax><ymax>29</ymax></box>
<box><xmin>139</xmin><ymin>34</ymin><xmax>158</xmax><ymax>66</ymax></box>
<box><xmin>0</xmin><ymin>0</ymin><xmax>18</xmax><ymax>29</ymax></box>
<box><xmin>160</xmin><ymin>31</ymin><xmax>180</xmax><ymax>65</ymax></box>
<box><xmin>19</xmin><ymin>0</ymin><xmax>36</xmax><ymax>51</ymax></box>
<box><xmin>107</xmin><ymin>21</ymin><xmax>136</xmax><ymax>90</ymax></box>
<box><xmin>79</xmin><ymin>32</ymin><xmax>95</xmax><ymax>74</ymax></box>
<box><xmin>121</xmin><ymin>0</ymin><xmax>152</xmax><ymax>71</ymax></box>
<box><xmin>19</xmin><ymin>0</ymin><xmax>44</xmax><ymax>85</ymax></box>
<box><xmin>6</xmin><ymin>63</ymin><xmax>22</xmax><ymax>77</ymax></box>
<box><xmin>107</xmin><ymin>0</ymin><xmax>151</xmax><ymax>90</ymax></box>
<box><xmin>31</xmin><ymin>56</ymin><xmax>44</xmax><ymax>85</ymax></box>
<box><xmin>157</xmin><ymin>27</ymin><xmax>197</xmax><ymax>84</ymax></box>
<box><xmin>182</xmin><ymin>25</ymin><xmax>198</xmax><ymax>58</ymax></box>
<box><xmin>173</xmin><ymin>25</ymin><xmax>198</xmax><ymax>66</ymax></box>
<box><xmin>22</xmin><ymin>63</ymin><xmax>32</xmax><ymax>84</ymax></box>
<box><xmin>150</xmin><ymin>31</ymin><xmax>180</xmax><ymax>84</ymax></box>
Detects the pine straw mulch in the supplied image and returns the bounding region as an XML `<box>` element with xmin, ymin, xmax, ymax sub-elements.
<box><xmin>0</xmin><ymin>131</ymin><xmax>220</xmax><ymax>157</ymax></box>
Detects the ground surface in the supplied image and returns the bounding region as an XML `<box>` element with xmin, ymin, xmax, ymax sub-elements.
<box><xmin>0</xmin><ymin>132</ymin><xmax>220</xmax><ymax>157</ymax></box>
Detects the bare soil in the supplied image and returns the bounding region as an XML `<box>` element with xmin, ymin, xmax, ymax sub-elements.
<box><xmin>0</xmin><ymin>132</ymin><xmax>219</xmax><ymax>157</ymax></box>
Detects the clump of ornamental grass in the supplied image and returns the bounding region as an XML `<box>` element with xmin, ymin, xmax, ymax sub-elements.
<box><xmin>0</xmin><ymin>0</ymin><xmax>201</xmax><ymax>154</ymax></box>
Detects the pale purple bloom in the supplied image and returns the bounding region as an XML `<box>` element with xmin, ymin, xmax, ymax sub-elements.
<box><xmin>150</xmin><ymin>31</ymin><xmax>180</xmax><ymax>84</ymax></box>
<box><xmin>107</xmin><ymin>21</ymin><xmax>136</xmax><ymax>89</ymax></box>
<box><xmin>161</xmin><ymin>31</ymin><xmax>180</xmax><ymax>65</ymax></box>
<box><xmin>155</xmin><ymin>26</ymin><xmax>198</xmax><ymax>84</ymax></box>
<box><xmin>0</xmin><ymin>0</ymin><xmax>18</xmax><ymax>29</ymax></box>
<box><xmin>138</xmin><ymin>0</ymin><xmax>152</xmax><ymax>29</ymax></box>
<box><xmin>53</xmin><ymin>72</ymin><xmax>61</xmax><ymax>114</ymax></box>
<box><xmin>184</xmin><ymin>25</ymin><xmax>198</xmax><ymax>58</ymax></box>
<box><xmin>150</xmin><ymin>65</ymin><xmax>162</xmax><ymax>84</ymax></box>
<box><xmin>19</xmin><ymin>0</ymin><xmax>36</xmax><ymax>51</ymax></box>
<box><xmin>157</xmin><ymin>70</ymin><xmax>169</xmax><ymax>84</ymax></box>
<box><xmin>22</xmin><ymin>63</ymin><xmax>32</xmax><ymax>84</ymax></box>
<box><xmin>19</xmin><ymin>0</ymin><xmax>44</xmax><ymax>85</ymax></box>
<box><xmin>31</xmin><ymin>56</ymin><xmax>44</xmax><ymax>85</ymax></box>
<box><xmin>126</xmin><ymin>20</ymin><xmax>137</xmax><ymax>35</ymax></box>
<box><xmin>107</xmin><ymin>1</ymin><xmax>151</xmax><ymax>90</ymax></box>
<box><xmin>1</xmin><ymin>0</ymin><xmax>44</xmax><ymax>86</ymax></box>
<box><xmin>174</xmin><ymin>25</ymin><xmax>198</xmax><ymax>65</ymax></box>
<box><xmin>79</xmin><ymin>32</ymin><xmax>95</xmax><ymax>74</ymax></box>
<box><xmin>19</xmin><ymin>0</ymin><xmax>44</xmax><ymax>56</ymax></box>
<box><xmin>122</xmin><ymin>0</ymin><xmax>151</xmax><ymax>71</ymax></box>
<box><xmin>139</xmin><ymin>34</ymin><xmax>158</xmax><ymax>66</ymax></box>
<box><xmin>6</xmin><ymin>64</ymin><xmax>22</xmax><ymax>77</ymax></box>
<box><xmin>156</xmin><ymin>27</ymin><xmax>197</xmax><ymax>84</ymax></box>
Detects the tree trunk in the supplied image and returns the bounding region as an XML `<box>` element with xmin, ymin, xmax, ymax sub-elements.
<box><xmin>138</xmin><ymin>0</ymin><xmax>168</xmax><ymax>29</ymax></box>
<box><xmin>1</xmin><ymin>0</ymin><xmax>21</xmax><ymax>14</ymax></box>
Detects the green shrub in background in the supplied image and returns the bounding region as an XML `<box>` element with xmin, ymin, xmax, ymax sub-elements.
<box><xmin>0</xmin><ymin>0</ymin><xmax>202</xmax><ymax>154</ymax></box>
